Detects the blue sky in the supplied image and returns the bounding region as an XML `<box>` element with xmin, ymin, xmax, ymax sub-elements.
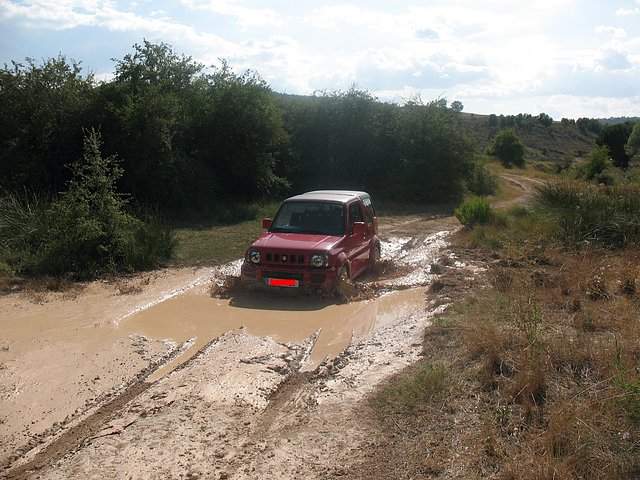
<box><xmin>1</xmin><ymin>0</ymin><xmax>639</xmax><ymax>119</ymax></box>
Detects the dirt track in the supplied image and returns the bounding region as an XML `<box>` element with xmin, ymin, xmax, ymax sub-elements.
<box><xmin>0</xmin><ymin>176</ymin><xmax>538</xmax><ymax>479</ymax></box>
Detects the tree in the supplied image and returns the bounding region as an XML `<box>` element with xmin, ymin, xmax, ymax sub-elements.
<box><xmin>395</xmin><ymin>98</ymin><xmax>476</xmax><ymax>202</ymax></box>
<box><xmin>596</xmin><ymin>123</ymin><xmax>633</xmax><ymax>169</ymax></box>
<box><xmin>0</xmin><ymin>56</ymin><xmax>95</xmax><ymax>193</ymax></box>
<box><xmin>42</xmin><ymin>129</ymin><xmax>138</xmax><ymax>277</ymax></box>
<box><xmin>538</xmin><ymin>112</ymin><xmax>553</xmax><ymax>127</ymax></box>
<box><xmin>451</xmin><ymin>100</ymin><xmax>464</xmax><ymax>112</ymax></box>
<box><xmin>489</xmin><ymin>129</ymin><xmax>525</xmax><ymax>168</ymax></box>
<box><xmin>625</xmin><ymin>122</ymin><xmax>640</xmax><ymax>162</ymax></box>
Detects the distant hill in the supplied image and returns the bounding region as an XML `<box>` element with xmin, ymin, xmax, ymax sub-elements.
<box><xmin>598</xmin><ymin>117</ymin><xmax>640</xmax><ymax>126</ymax></box>
<box><xmin>456</xmin><ymin>112</ymin><xmax>599</xmax><ymax>163</ymax></box>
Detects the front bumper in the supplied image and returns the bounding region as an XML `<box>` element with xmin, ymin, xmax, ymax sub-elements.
<box><xmin>241</xmin><ymin>262</ymin><xmax>338</xmax><ymax>295</ymax></box>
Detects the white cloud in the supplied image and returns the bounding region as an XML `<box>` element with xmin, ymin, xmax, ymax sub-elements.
<box><xmin>180</xmin><ymin>0</ymin><xmax>285</xmax><ymax>29</ymax></box>
<box><xmin>616</xmin><ymin>0</ymin><xmax>640</xmax><ymax>16</ymax></box>
<box><xmin>595</xmin><ymin>25</ymin><xmax>627</xmax><ymax>38</ymax></box>
<box><xmin>0</xmin><ymin>0</ymin><xmax>637</xmax><ymax>118</ymax></box>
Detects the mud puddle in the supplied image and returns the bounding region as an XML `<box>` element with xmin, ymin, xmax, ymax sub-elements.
<box><xmin>123</xmin><ymin>287</ymin><xmax>427</xmax><ymax>381</ymax></box>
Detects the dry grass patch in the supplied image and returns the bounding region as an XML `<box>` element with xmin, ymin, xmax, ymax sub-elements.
<box><xmin>359</xmin><ymin>240</ymin><xmax>640</xmax><ymax>479</ymax></box>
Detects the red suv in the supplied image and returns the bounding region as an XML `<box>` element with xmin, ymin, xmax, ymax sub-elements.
<box><xmin>241</xmin><ymin>190</ymin><xmax>380</xmax><ymax>295</ymax></box>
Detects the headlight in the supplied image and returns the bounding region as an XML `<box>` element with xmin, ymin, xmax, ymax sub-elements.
<box><xmin>248</xmin><ymin>249</ymin><xmax>261</xmax><ymax>264</ymax></box>
<box><xmin>310</xmin><ymin>253</ymin><xmax>328</xmax><ymax>267</ymax></box>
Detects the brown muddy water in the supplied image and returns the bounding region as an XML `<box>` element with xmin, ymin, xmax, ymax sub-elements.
<box><xmin>1</xmin><ymin>231</ymin><xmax>452</xmax><ymax>467</ymax></box>
<box><xmin>125</xmin><ymin>287</ymin><xmax>426</xmax><ymax>381</ymax></box>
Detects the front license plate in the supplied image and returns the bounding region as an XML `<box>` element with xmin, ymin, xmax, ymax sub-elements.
<box><xmin>267</xmin><ymin>278</ymin><xmax>299</xmax><ymax>287</ymax></box>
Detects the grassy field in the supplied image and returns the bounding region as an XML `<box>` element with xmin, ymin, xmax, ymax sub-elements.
<box><xmin>361</xmin><ymin>179</ymin><xmax>640</xmax><ymax>480</ymax></box>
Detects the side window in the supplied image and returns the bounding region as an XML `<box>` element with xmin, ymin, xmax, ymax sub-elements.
<box><xmin>348</xmin><ymin>202</ymin><xmax>363</xmax><ymax>225</ymax></box>
<box><xmin>363</xmin><ymin>197</ymin><xmax>375</xmax><ymax>225</ymax></box>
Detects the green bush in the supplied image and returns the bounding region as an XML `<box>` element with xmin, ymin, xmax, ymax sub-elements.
<box><xmin>0</xmin><ymin>130</ymin><xmax>175</xmax><ymax>279</ymax></box>
<box><xmin>581</xmin><ymin>144</ymin><xmax>612</xmax><ymax>181</ymax></box>
<box><xmin>0</xmin><ymin>190</ymin><xmax>50</xmax><ymax>275</ymax></box>
<box><xmin>535</xmin><ymin>181</ymin><xmax>640</xmax><ymax>247</ymax></box>
<box><xmin>488</xmin><ymin>129</ymin><xmax>525</xmax><ymax>168</ymax></box>
<box><xmin>455</xmin><ymin>197</ymin><xmax>495</xmax><ymax>227</ymax></box>
<box><xmin>466</xmin><ymin>162</ymin><xmax>498</xmax><ymax>196</ymax></box>
<box><xmin>125</xmin><ymin>212</ymin><xmax>176</xmax><ymax>270</ymax></box>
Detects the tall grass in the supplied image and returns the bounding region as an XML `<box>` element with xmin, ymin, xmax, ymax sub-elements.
<box><xmin>0</xmin><ymin>191</ymin><xmax>175</xmax><ymax>279</ymax></box>
<box><xmin>536</xmin><ymin>181</ymin><xmax>640</xmax><ymax>247</ymax></box>
<box><xmin>0</xmin><ymin>191</ymin><xmax>50</xmax><ymax>275</ymax></box>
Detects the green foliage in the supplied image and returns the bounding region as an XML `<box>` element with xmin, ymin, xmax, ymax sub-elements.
<box><xmin>125</xmin><ymin>212</ymin><xmax>176</xmax><ymax>271</ymax></box>
<box><xmin>597</xmin><ymin>122</ymin><xmax>634</xmax><ymax>169</ymax></box>
<box><xmin>375</xmin><ymin>362</ymin><xmax>448</xmax><ymax>415</ymax></box>
<box><xmin>489</xmin><ymin>129</ymin><xmax>525</xmax><ymax>168</ymax></box>
<box><xmin>581</xmin><ymin>144</ymin><xmax>612</xmax><ymax>180</ymax></box>
<box><xmin>576</xmin><ymin>117</ymin><xmax>602</xmax><ymax>135</ymax></box>
<box><xmin>455</xmin><ymin>197</ymin><xmax>495</xmax><ymax>227</ymax></box>
<box><xmin>535</xmin><ymin>181</ymin><xmax>640</xmax><ymax>247</ymax></box>
<box><xmin>465</xmin><ymin>162</ymin><xmax>498</xmax><ymax>196</ymax></box>
<box><xmin>450</xmin><ymin>100</ymin><xmax>464</xmax><ymax>112</ymax></box>
<box><xmin>37</xmin><ymin>129</ymin><xmax>139</xmax><ymax>276</ymax></box>
<box><xmin>0</xmin><ymin>55</ymin><xmax>95</xmax><ymax>193</ymax></box>
<box><xmin>394</xmin><ymin>97</ymin><xmax>476</xmax><ymax>202</ymax></box>
<box><xmin>538</xmin><ymin>112</ymin><xmax>553</xmax><ymax>127</ymax></box>
<box><xmin>625</xmin><ymin>122</ymin><xmax>640</xmax><ymax>162</ymax></box>
<box><xmin>0</xmin><ymin>190</ymin><xmax>50</xmax><ymax>274</ymax></box>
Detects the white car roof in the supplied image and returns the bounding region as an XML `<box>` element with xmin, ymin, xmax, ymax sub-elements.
<box><xmin>286</xmin><ymin>190</ymin><xmax>370</xmax><ymax>204</ymax></box>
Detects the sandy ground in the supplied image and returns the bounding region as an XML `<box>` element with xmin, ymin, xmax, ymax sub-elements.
<box><xmin>1</xmin><ymin>178</ymin><xmax>536</xmax><ymax>479</ymax></box>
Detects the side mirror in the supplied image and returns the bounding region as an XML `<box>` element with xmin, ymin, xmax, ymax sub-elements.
<box><xmin>352</xmin><ymin>221</ymin><xmax>366</xmax><ymax>237</ymax></box>
<box><xmin>262</xmin><ymin>218</ymin><xmax>272</xmax><ymax>229</ymax></box>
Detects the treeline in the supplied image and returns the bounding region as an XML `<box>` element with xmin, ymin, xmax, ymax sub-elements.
<box><xmin>0</xmin><ymin>41</ymin><xmax>489</xmax><ymax>219</ymax></box>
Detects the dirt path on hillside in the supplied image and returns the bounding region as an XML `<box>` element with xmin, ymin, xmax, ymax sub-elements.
<box><xmin>0</xmin><ymin>175</ymin><xmax>540</xmax><ymax>480</ymax></box>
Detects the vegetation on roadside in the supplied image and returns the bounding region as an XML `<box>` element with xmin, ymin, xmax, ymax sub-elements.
<box><xmin>454</xmin><ymin>197</ymin><xmax>496</xmax><ymax>227</ymax></box>
<box><xmin>0</xmin><ymin>130</ymin><xmax>174</xmax><ymax>280</ymax></box>
<box><xmin>367</xmin><ymin>178</ymin><xmax>640</xmax><ymax>479</ymax></box>
<box><xmin>0</xmin><ymin>40</ymin><xmax>636</xmax><ymax>283</ymax></box>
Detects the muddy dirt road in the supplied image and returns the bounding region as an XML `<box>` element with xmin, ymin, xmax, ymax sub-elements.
<box><xmin>1</xmin><ymin>178</ymin><xmax>536</xmax><ymax>479</ymax></box>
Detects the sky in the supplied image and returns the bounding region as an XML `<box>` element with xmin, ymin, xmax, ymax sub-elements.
<box><xmin>0</xmin><ymin>0</ymin><xmax>639</xmax><ymax>119</ymax></box>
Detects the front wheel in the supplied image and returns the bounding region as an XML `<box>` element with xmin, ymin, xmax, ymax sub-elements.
<box><xmin>371</xmin><ymin>245</ymin><xmax>381</xmax><ymax>264</ymax></box>
<box><xmin>334</xmin><ymin>265</ymin><xmax>353</xmax><ymax>298</ymax></box>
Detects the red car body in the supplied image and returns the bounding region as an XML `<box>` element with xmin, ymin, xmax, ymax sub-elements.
<box><xmin>241</xmin><ymin>190</ymin><xmax>380</xmax><ymax>295</ymax></box>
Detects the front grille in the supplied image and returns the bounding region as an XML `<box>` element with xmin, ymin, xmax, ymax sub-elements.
<box><xmin>263</xmin><ymin>271</ymin><xmax>303</xmax><ymax>280</ymax></box>
<box><xmin>265</xmin><ymin>253</ymin><xmax>305</xmax><ymax>264</ymax></box>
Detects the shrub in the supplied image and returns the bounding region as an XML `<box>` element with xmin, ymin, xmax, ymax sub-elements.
<box><xmin>581</xmin><ymin>144</ymin><xmax>611</xmax><ymax>180</ymax></box>
<box><xmin>455</xmin><ymin>197</ymin><xmax>495</xmax><ymax>227</ymax></box>
<box><xmin>0</xmin><ymin>190</ymin><xmax>50</xmax><ymax>276</ymax></box>
<box><xmin>535</xmin><ymin>180</ymin><xmax>640</xmax><ymax>247</ymax></box>
<box><xmin>3</xmin><ymin>129</ymin><xmax>177</xmax><ymax>278</ymax></box>
<box><xmin>466</xmin><ymin>162</ymin><xmax>498</xmax><ymax>196</ymax></box>
<box><xmin>488</xmin><ymin>129</ymin><xmax>525</xmax><ymax>168</ymax></box>
<box><xmin>124</xmin><ymin>211</ymin><xmax>176</xmax><ymax>270</ymax></box>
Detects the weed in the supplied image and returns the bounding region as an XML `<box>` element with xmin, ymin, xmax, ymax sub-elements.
<box><xmin>455</xmin><ymin>196</ymin><xmax>494</xmax><ymax>227</ymax></box>
<box><xmin>375</xmin><ymin>362</ymin><xmax>449</xmax><ymax>415</ymax></box>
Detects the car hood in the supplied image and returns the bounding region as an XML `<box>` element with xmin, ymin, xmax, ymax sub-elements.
<box><xmin>251</xmin><ymin>232</ymin><xmax>342</xmax><ymax>251</ymax></box>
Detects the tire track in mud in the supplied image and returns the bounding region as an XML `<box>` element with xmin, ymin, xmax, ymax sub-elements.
<box><xmin>4</xmin><ymin>325</ymin><xmax>323</xmax><ymax>480</ymax></box>
<box><xmin>3</xmin><ymin>336</ymin><xmax>215</xmax><ymax>479</ymax></box>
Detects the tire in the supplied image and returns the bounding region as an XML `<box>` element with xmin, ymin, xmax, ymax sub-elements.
<box><xmin>372</xmin><ymin>245</ymin><xmax>381</xmax><ymax>264</ymax></box>
<box><xmin>334</xmin><ymin>265</ymin><xmax>351</xmax><ymax>298</ymax></box>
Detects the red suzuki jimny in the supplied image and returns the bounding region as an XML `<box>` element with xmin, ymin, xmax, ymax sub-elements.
<box><xmin>241</xmin><ymin>190</ymin><xmax>381</xmax><ymax>295</ymax></box>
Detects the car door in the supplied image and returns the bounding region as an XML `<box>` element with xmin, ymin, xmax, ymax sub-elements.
<box><xmin>345</xmin><ymin>201</ymin><xmax>370</xmax><ymax>276</ymax></box>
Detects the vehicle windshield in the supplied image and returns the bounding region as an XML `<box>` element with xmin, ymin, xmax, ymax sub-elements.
<box><xmin>270</xmin><ymin>201</ymin><xmax>345</xmax><ymax>236</ymax></box>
